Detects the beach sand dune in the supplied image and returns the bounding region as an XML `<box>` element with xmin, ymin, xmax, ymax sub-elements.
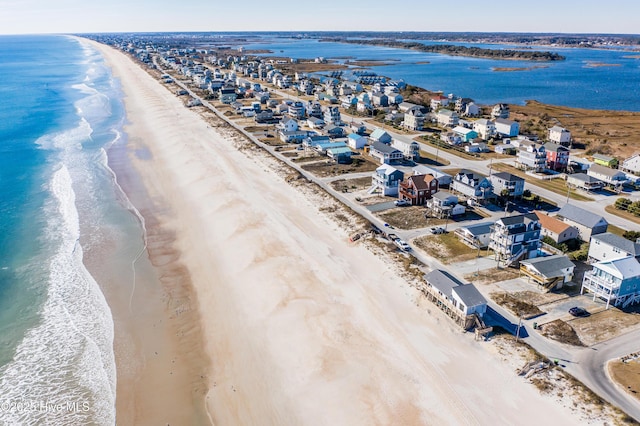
<box><xmin>90</xmin><ymin>41</ymin><xmax>584</xmax><ymax>425</ymax></box>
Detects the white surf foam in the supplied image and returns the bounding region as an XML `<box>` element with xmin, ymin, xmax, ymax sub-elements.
<box><xmin>0</xmin><ymin>166</ymin><xmax>116</xmax><ymax>425</ymax></box>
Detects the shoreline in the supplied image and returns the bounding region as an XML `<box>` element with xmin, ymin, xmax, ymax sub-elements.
<box><xmin>89</xmin><ymin>40</ymin><xmax>590</xmax><ymax>425</ymax></box>
<box><xmin>85</xmin><ymin>40</ymin><xmax>211</xmax><ymax>425</ymax></box>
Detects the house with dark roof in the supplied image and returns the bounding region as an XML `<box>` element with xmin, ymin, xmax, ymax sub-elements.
<box><xmin>422</xmin><ymin>270</ymin><xmax>487</xmax><ymax>329</ymax></box>
<box><xmin>543</xmin><ymin>142</ymin><xmax>570</xmax><ymax>171</ymax></box>
<box><xmin>556</xmin><ymin>204</ymin><xmax>608</xmax><ymax>241</ymax></box>
<box><xmin>489</xmin><ymin>172</ymin><xmax>525</xmax><ymax>198</ymax></box>
<box><xmin>451</xmin><ymin>170</ymin><xmax>494</xmax><ymax>203</ymax></box>
<box><xmin>520</xmin><ymin>254</ymin><xmax>575</xmax><ymax>289</ymax></box>
<box><xmin>369</xmin><ymin>141</ymin><xmax>403</xmax><ymax>165</ymax></box>
<box><xmin>399</xmin><ymin>174</ymin><xmax>439</xmax><ymax>205</ymax></box>
<box><xmin>488</xmin><ymin>213</ymin><xmax>541</xmax><ymax>267</ymax></box>
<box><xmin>588</xmin><ymin>232</ymin><xmax>640</xmax><ymax>263</ymax></box>
<box><xmin>413</xmin><ymin>165</ymin><xmax>452</xmax><ymax>187</ymax></box>
<box><xmin>534</xmin><ymin>211</ymin><xmax>579</xmax><ymax>244</ymax></box>
<box><xmin>566</xmin><ymin>173</ymin><xmax>604</xmax><ymax>191</ymax></box>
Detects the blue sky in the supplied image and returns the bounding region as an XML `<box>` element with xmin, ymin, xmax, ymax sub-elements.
<box><xmin>1</xmin><ymin>0</ymin><xmax>639</xmax><ymax>35</ymax></box>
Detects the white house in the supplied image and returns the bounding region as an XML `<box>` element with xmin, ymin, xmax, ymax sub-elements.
<box><xmin>587</xmin><ymin>163</ymin><xmax>628</xmax><ymax>186</ymax></box>
<box><xmin>494</xmin><ymin>118</ymin><xmax>520</xmax><ymax>138</ymax></box>
<box><xmin>454</xmin><ymin>222</ymin><xmax>493</xmax><ymax>249</ymax></box>
<box><xmin>391</xmin><ymin>139</ymin><xmax>420</xmax><ymax>161</ymax></box>
<box><xmin>347</xmin><ymin>133</ymin><xmax>367</xmax><ymax>149</ymax></box>
<box><xmin>472</xmin><ymin>119</ymin><xmax>496</xmax><ymax>140</ymax></box>
<box><xmin>588</xmin><ymin>232</ymin><xmax>640</xmax><ymax>263</ymax></box>
<box><xmin>436</xmin><ymin>109</ymin><xmax>459</xmax><ymax>127</ymax></box>
<box><xmin>548</xmin><ymin>126</ymin><xmax>571</xmax><ymax>145</ymax></box>
<box><xmin>621</xmin><ymin>154</ymin><xmax>640</xmax><ymax>175</ymax></box>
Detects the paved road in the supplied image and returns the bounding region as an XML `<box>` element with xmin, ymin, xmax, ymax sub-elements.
<box><xmin>157</xmin><ymin>61</ymin><xmax>640</xmax><ymax>421</ymax></box>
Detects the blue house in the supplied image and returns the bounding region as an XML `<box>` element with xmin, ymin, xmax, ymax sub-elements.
<box><xmin>582</xmin><ymin>256</ymin><xmax>640</xmax><ymax>309</ymax></box>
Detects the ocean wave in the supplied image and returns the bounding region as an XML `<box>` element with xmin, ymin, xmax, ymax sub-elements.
<box><xmin>0</xmin><ymin>166</ymin><xmax>116</xmax><ymax>425</ymax></box>
<box><xmin>35</xmin><ymin>117</ymin><xmax>93</xmax><ymax>152</ymax></box>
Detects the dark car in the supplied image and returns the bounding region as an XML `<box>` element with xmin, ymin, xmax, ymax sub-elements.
<box><xmin>569</xmin><ymin>307</ymin><xmax>590</xmax><ymax>317</ymax></box>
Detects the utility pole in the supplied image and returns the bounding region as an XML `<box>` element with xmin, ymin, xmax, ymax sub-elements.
<box><xmin>515</xmin><ymin>316</ymin><xmax>523</xmax><ymax>343</ymax></box>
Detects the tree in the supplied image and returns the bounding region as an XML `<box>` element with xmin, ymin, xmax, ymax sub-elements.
<box><xmin>614</xmin><ymin>197</ymin><xmax>632</xmax><ymax>210</ymax></box>
<box><xmin>623</xmin><ymin>231</ymin><xmax>640</xmax><ymax>242</ymax></box>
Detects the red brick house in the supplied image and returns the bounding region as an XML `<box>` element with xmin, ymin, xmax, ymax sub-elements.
<box><xmin>399</xmin><ymin>174</ymin><xmax>439</xmax><ymax>205</ymax></box>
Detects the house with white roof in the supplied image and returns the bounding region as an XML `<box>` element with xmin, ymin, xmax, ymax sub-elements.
<box><xmin>556</xmin><ymin>204</ymin><xmax>608</xmax><ymax>241</ymax></box>
<box><xmin>588</xmin><ymin>232</ymin><xmax>640</xmax><ymax>263</ymax></box>
<box><xmin>581</xmin><ymin>256</ymin><xmax>640</xmax><ymax>308</ymax></box>
<box><xmin>452</xmin><ymin>126</ymin><xmax>478</xmax><ymax>142</ymax></box>
<box><xmin>548</xmin><ymin>126</ymin><xmax>571</xmax><ymax>145</ymax></box>
<box><xmin>621</xmin><ymin>154</ymin><xmax>640</xmax><ymax>176</ymax></box>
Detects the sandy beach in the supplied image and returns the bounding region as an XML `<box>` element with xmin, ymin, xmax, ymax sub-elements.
<box><xmin>88</xmin><ymin>40</ymin><xmax>588</xmax><ymax>425</ymax></box>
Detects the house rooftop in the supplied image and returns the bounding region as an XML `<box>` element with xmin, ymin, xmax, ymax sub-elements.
<box><xmin>557</xmin><ymin>204</ymin><xmax>607</xmax><ymax>228</ymax></box>
<box><xmin>568</xmin><ymin>173</ymin><xmax>602</xmax><ymax>184</ymax></box>
<box><xmin>492</xmin><ymin>172</ymin><xmax>525</xmax><ymax>182</ymax></box>
<box><xmin>543</xmin><ymin>142</ymin><xmax>569</xmax><ymax>152</ymax></box>
<box><xmin>423</xmin><ymin>270</ymin><xmax>465</xmax><ymax>299</ymax></box>
<box><xmin>593</xmin><ymin>153</ymin><xmax>616</xmax><ymax>162</ymax></box>
<box><xmin>370</xmin><ymin>128</ymin><xmax>391</xmax><ymax>140</ymax></box>
<box><xmin>534</xmin><ymin>211</ymin><xmax>573</xmax><ymax>235</ymax></box>
<box><xmin>589</xmin><ymin>163</ymin><xmax>625</xmax><ymax>178</ymax></box>
<box><xmin>371</xmin><ymin>140</ymin><xmax>401</xmax><ymax>155</ymax></box>
<box><xmin>408</xmin><ymin>174</ymin><xmax>437</xmax><ymax>191</ymax></box>
<box><xmin>496</xmin><ymin>213</ymin><xmax>539</xmax><ymax>227</ymax></box>
<box><xmin>594</xmin><ymin>257</ymin><xmax>640</xmax><ymax>280</ymax></box>
<box><xmin>591</xmin><ymin>233</ymin><xmax>640</xmax><ymax>257</ymax></box>
<box><xmin>458</xmin><ymin>221</ymin><xmax>493</xmax><ymax>236</ymax></box>
<box><xmin>520</xmin><ymin>254</ymin><xmax>575</xmax><ymax>279</ymax></box>
<box><xmin>453</xmin><ymin>284</ymin><xmax>487</xmax><ymax>308</ymax></box>
<box><xmin>432</xmin><ymin>191</ymin><xmax>457</xmax><ymax>202</ymax></box>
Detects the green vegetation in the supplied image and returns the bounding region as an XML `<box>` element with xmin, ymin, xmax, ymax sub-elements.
<box><xmin>333</xmin><ymin>39</ymin><xmax>566</xmax><ymax>61</ymax></box>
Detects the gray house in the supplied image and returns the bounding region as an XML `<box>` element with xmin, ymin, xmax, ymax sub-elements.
<box><xmin>489</xmin><ymin>172</ymin><xmax>525</xmax><ymax>198</ymax></box>
<box><xmin>556</xmin><ymin>204</ymin><xmax>608</xmax><ymax>241</ymax></box>
<box><xmin>422</xmin><ymin>270</ymin><xmax>487</xmax><ymax>330</ymax></box>
<box><xmin>370</xmin><ymin>141</ymin><xmax>403</xmax><ymax>165</ymax></box>
<box><xmin>451</xmin><ymin>170</ymin><xmax>494</xmax><ymax>203</ymax></box>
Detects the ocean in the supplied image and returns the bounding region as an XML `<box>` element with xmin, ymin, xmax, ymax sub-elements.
<box><xmin>243</xmin><ymin>37</ymin><xmax>640</xmax><ymax>111</ymax></box>
<box><xmin>0</xmin><ymin>35</ymin><xmax>140</xmax><ymax>425</ymax></box>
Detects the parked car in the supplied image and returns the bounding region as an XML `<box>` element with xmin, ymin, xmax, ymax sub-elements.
<box><xmin>394</xmin><ymin>239</ymin><xmax>411</xmax><ymax>251</ymax></box>
<box><xmin>394</xmin><ymin>199</ymin><xmax>410</xmax><ymax>207</ymax></box>
<box><xmin>568</xmin><ymin>307</ymin><xmax>590</xmax><ymax>317</ymax></box>
<box><xmin>430</xmin><ymin>227</ymin><xmax>445</xmax><ymax>234</ymax></box>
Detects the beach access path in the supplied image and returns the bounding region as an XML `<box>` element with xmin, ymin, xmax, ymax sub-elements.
<box><xmin>92</xmin><ymin>41</ymin><xmax>592</xmax><ymax>425</ymax></box>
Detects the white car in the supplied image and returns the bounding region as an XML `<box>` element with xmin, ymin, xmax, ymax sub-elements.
<box><xmin>394</xmin><ymin>239</ymin><xmax>412</xmax><ymax>251</ymax></box>
<box><xmin>394</xmin><ymin>199</ymin><xmax>410</xmax><ymax>207</ymax></box>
